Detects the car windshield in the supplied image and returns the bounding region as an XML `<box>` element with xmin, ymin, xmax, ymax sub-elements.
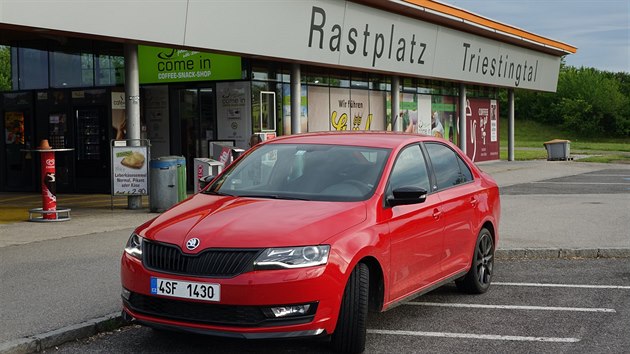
<box><xmin>204</xmin><ymin>143</ymin><xmax>390</xmax><ymax>202</ymax></box>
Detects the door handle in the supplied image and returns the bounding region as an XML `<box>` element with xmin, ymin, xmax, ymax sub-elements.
<box><xmin>432</xmin><ymin>209</ymin><xmax>442</xmax><ymax>219</ymax></box>
<box><xmin>470</xmin><ymin>197</ymin><xmax>478</xmax><ymax>207</ymax></box>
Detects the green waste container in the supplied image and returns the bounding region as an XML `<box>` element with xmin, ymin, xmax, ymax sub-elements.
<box><xmin>174</xmin><ymin>156</ymin><xmax>187</xmax><ymax>201</ymax></box>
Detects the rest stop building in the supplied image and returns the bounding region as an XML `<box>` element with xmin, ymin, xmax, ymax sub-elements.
<box><xmin>0</xmin><ymin>0</ymin><xmax>576</xmax><ymax>194</ymax></box>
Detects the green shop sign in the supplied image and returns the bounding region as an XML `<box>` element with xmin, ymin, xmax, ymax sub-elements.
<box><xmin>138</xmin><ymin>45</ymin><xmax>241</xmax><ymax>84</ymax></box>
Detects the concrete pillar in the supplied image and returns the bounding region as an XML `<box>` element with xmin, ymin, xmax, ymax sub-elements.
<box><xmin>291</xmin><ymin>63</ymin><xmax>301</xmax><ymax>134</ymax></box>
<box><xmin>508</xmin><ymin>89</ymin><xmax>515</xmax><ymax>161</ymax></box>
<box><xmin>458</xmin><ymin>83</ymin><xmax>467</xmax><ymax>154</ymax></box>
<box><xmin>124</xmin><ymin>43</ymin><xmax>142</xmax><ymax>209</ymax></box>
<box><xmin>392</xmin><ymin>76</ymin><xmax>401</xmax><ymax>131</ymax></box>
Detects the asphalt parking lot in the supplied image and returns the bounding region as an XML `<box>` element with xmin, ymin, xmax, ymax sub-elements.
<box><xmin>500</xmin><ymin>169</ymin><xmax>630</xmax><ymax>195</ymax></box>
<box><xmin>2</xmin><ymin>161</ymin><xmax>628</xmax><ymax>354</ymax></box>
<box><xmin>50</xmin><ymin>258</ymin><xmax>630</xmax><ymax>353</ymax></box>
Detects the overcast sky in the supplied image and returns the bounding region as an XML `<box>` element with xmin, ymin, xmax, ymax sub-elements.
<box><xmin>443</xmin><ymin>0</ymin><xmax>629</xmax><ymax>73</ymax></box>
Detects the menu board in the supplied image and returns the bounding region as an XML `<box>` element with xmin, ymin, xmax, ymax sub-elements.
<box><xmin>111</xmin><ymin>146</ymin><xmax>149</xmax><ymax>195</ymax></box>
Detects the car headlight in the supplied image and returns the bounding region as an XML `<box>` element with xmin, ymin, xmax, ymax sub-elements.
<box><xmin>254</xmin><ymin>245</ymin><xmax>330</xmax><ymax>270</ymax></box>
<box><xmin>124</xmin><ymin>233</ymin><xmax>143</xmax><ymax>259</ymax></box>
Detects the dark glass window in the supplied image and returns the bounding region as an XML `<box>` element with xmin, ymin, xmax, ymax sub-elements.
<box><xmin>425</xmin><ymin>143</ymin><xmax>472</xmax><ymax>190</ymax></box>
<box><xmin>18</xmin><ymin>47</ymin><xmax>49</xmax><ymax>90</ymax></box>
<box><xmin>96</xmin><ymin>54</ymin><xmax>124</xmax><ymax>86</ymax></box>
<box><xmin>49</xmin><ymin>51</ymin><xmax>94</xmax><ymax>88</ymax></box>
<box><xmin>388</xmin><ymin>145</ymin><xmax>430</xmax><ymax>192</ymax></box>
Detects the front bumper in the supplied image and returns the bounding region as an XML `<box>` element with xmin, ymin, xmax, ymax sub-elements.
<box><xmin>122</xmin><ymin>308</ymin><xmax>327</xmax><ymax>339</ymax></box>
<box><xmin>121</xmin><ymin>252</ymin><xmax>344</xmax><ymax>337</ymax></box>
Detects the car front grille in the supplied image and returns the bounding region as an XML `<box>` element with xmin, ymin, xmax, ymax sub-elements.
<box><xmin>124</xmin><ymin>292</ymin><xmax>316</xmax><ymax>328</ymax></box>
<box><xmin>143</xmin><ymin>240</ymin><xmax>260</xmax><ymax>277</ymax></box>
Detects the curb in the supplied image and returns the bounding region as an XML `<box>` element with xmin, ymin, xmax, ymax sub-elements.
<box><xmin>495</xmin><ymin>247</ymin><xmax>630</xmax><ymax>260</ymax></box>
<box><xmin>2</xmin><ymin>248</ymin><xmax>630</xmax><ymax>354</ymax></box>
<box><xmin>0</xmin><ymin>313</ymin><xmax>123</xmax><ymax>354</ymax></box>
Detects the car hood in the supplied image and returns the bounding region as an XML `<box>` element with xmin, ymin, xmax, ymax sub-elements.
<box><xmin>139</xmin><ymin>193</ymin><xmax>367</xmax><ymax>252</ymax></box>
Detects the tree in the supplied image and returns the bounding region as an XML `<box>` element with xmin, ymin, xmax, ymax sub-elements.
<box><xmin>513</xmin><ymin>64</ymin><xmax>630</xmax><ymax>137</ymax></box>
<box><xmin>0</xmin><ymin>46</ymin><xmax>12</xmax><ymax>91</ymax></box>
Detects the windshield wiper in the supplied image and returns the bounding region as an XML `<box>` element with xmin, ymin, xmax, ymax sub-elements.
<box><xmin>202</xmin><ymin>190</ymin><xmax>234</xmax><ymax>197</ymax></box>
<box><xmin>237</xmin><ymin>194</ymin><xmax>310</xmax><ymax>201</ymax></box>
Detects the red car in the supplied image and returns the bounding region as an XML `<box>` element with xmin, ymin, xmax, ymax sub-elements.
<box><xmin>121</xmin><ymin>131</ymin><xmax>500</xmax><ymax>353</ymax></box>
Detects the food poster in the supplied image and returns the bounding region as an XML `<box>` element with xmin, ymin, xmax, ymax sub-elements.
<box><xmin>111</xmin><ymin>91</ymin><xmax>127</xmax><ymax>140</ymax></box>
<box><xmin>112</xmin><ymin>146</ymin><xmax>149</xmax><ymax>195</ymax></box>
<box><xmin>5</xmin><ymin>112</ymin><xmax>25</xmax><ymax>145</ymax></box>
<box><xmin>465</xmin><ymin>98</ymin><xmax>500</xmax><ymax>162</ymax></box>
<box><xmin>307</xmin><ymin>86</ymin><xmax>381</xmax><ymax>132</ymax></box>
<box><xmin>431</xmin><ymin>95</ymin><xmax>458</xmax><ymax>145</ymax></box>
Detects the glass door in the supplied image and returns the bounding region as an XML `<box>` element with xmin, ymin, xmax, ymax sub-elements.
<box><xmin>177</xmin><ymin>87</ymin><xmax>215</xmax><ymax>190</ymax></box>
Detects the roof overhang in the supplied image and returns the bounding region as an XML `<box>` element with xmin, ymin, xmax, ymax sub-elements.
<box><xmin>354</xmin><ymin>0</ymin><xmax>577</xmax><ymax>57</ymax></box>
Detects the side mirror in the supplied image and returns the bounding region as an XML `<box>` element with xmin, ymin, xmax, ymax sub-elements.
<box><xmin>387</xmin><ymin>186</ymin><xmax>427</xmax><ymax>207</ymax></box>
<box><xmin>198</xmin><ymin>175</ymin><xmax>215</xmax><ymax>190</ymax></box>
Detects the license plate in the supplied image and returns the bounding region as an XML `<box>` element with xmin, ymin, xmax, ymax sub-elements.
<box><xmin>150</xmin><ymin>277</ymin><xmax>220</xmax><ymax>302</ymax></box>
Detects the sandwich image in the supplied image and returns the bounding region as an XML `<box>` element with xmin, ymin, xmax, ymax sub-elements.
<box><xmin>120</xmin><ymin>151</ymin><xmax>145</xmax><ymax>169</ymax></box>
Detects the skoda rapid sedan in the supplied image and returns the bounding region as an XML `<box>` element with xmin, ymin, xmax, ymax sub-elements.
<box><xmin>121</xmin><ymin>132</ymin><xmax>500</xmax><ymax>353</ymax></box>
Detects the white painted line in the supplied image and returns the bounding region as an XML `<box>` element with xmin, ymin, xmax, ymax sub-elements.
<box><xmin>494</xmin><ymin>282</ymin><xmax>630</xmax><ymax>290</ymax></box>
<box><xmin>368</xmin><ymin>329</ymin><xmax>580</xmax><ymax>343</ymax></box>
<box><xmin>406</xmin><ymin>302</ymin><xmax>616</xmax><ymax>313</ymax></box>
<box><xmin>587</xmin><ymin>174</ymin><xmax>630</xmax><ymax>177</ymax></box>
<box><xmin>531</xmin><ymin>181</ymin><xmax>630</xmax><ymax>185</ymax></box>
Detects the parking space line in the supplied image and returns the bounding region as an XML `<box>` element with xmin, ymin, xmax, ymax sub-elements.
<box><xmin>406</xmin><ymin>302</ymin><xmax>616</xmax><ymax>313</ymax></box>
<box><xmin>587</xmin><ymin>174</ymin><xmax>630</xmax><ymax>177</ymax></box>
<box><xmin>531</xmin><ymin>182</ymin><xmax>630</xmax><ymax>185</ymax></box>
<box><xmin>367</xmin><ymin>329</ymin><xmax>581</xmax><ymax>343</ymax></box>
<box><xmin>494</xmin><ymin>282</ymin><xmax>630</xmax><ymax>290</ymax></box>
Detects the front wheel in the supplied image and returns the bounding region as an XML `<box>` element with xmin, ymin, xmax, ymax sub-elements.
<box><xmin>456</xmin><ymin>227</ymin><xmax>494</xmax><ymax>294</ymax></box>
<box><xmin>331</xmin><ymin>263</ymin><xmax>369</xmax><ymax>353</ymax></box>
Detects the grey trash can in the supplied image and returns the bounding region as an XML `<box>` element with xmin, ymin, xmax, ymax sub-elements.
<box><xmin>149</xmin><ymin>157</ymin><xmax>179</xmax><ymax>212</ymax></box>
<box><xmin>543</xmin><ymin>139</ymin><xmax>571</xmax><ymax>161</ymax></box>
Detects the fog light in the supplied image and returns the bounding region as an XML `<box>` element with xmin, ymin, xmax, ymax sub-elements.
<box><xmin>270</xmin><ymin>304</ymin><xmax>311</xmax><ymax>318</ymax></box>
<box><xmin>121</xmin><ymin>288</ymin><xmax>131</xmax><ymax>301</ymax></box>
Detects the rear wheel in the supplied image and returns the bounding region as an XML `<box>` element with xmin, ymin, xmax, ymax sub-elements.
<box><xmin>456</xmin><ymin>228</ymin><xmax>494</xmax><ymax>294</ymax></box>
<box><xmin>331</xmin><ymin>263</ymin><xmax>369</xmax><ymax>353</ymax></box>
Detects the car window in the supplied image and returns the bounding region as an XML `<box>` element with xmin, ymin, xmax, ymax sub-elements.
<box><xmin>388</xmin><ymin>145</ymin><xmax>431</xmax><ymax>192</ymax></box>
<box><xmin>207</xmin><ymin>144</ymin><xmax>390</xmax><ymax>202</ymax></box>
<box><xmin>425</xmin><ymin>143</ymin><xmax>473</xmax><ymax>190</ymax></box>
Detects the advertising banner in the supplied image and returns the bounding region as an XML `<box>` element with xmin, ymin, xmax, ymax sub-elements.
<box><xmin>216</xmin><ymin>82</ymin><xmax>251</xmax><ymax>149</ymax></box>
<box><xmin>138</xmin><ymin>45</ymin><xmax>241</xmax><ymax>84</ymax></box>
<box><xmin>431</xmin><ymin>96</ymin><xmax>458</xmax><ymax>145</ymax></box>
<box><xmin>465</xmin><ymin>98</ymin><xmax>500</xmax><ymax>162</ymax></box>
<box><xmin>307</xmin><ymin>86</ymin><xmax>386</xmax><ymax>131</ymax></box>
<box><xmin>112</xmin><ymin>146</ymin><xmax>149</xmax><ymax>195</ymax></box>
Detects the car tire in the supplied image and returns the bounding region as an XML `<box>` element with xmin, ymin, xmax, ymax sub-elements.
<box><xmin>456</xmin><ymin>227</ymin><xmax>494</xmax><ymax>294</ymax></box>
<box><xmin>331</xmin><ymin>263</ymin><xmax>369</xmax><ymax>354</ymax></box>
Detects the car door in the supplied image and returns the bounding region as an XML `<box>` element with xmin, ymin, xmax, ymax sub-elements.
<box><xmin>424</xmin><ymin>142</ymin><xmax>478</xmax><ymax>277</ymax></box>
<box><xmin>386</xmin><ymin>144</ymin><xmax>445</xmax><ymax>302</ymax></box>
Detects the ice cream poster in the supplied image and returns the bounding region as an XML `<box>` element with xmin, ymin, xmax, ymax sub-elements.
<box><xmin>465</xmin><ymin>98</ymin><xmax>499</xmax><ymax>162</ymax></box>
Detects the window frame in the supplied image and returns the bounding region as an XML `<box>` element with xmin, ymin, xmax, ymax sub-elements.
<box><xmin>422</xmin><ymin>141</ymin><xmax>474</xmax><ymax>192</ymax></box>
<box><xmin>384</xmin><ymin>142</ymin><xmax>434</xmax><ymax>207</ymax></box>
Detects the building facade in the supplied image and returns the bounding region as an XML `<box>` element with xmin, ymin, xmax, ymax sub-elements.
<box><xmin>0</xmin><ymin>0</ymin><xmax>576</xmax><ymax>193</ymax></box>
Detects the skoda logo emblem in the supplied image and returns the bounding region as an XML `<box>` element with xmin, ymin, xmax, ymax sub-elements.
<box><xmin>186</xmin><ymin>238</ymin><xmax>200</xmax><ymax>251</ymax></box>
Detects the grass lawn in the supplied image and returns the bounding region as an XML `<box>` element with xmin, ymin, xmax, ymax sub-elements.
<box><xmin>498</xmin><ymin>119</ymin><xmax>630</xmax><ymax>162</ymax></box>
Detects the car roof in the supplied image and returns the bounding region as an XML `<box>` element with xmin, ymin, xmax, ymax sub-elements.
<box><xmin>265</xmin><ymin>131</ymin><xmax>438</xmax><ymax>149</ymax></box>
